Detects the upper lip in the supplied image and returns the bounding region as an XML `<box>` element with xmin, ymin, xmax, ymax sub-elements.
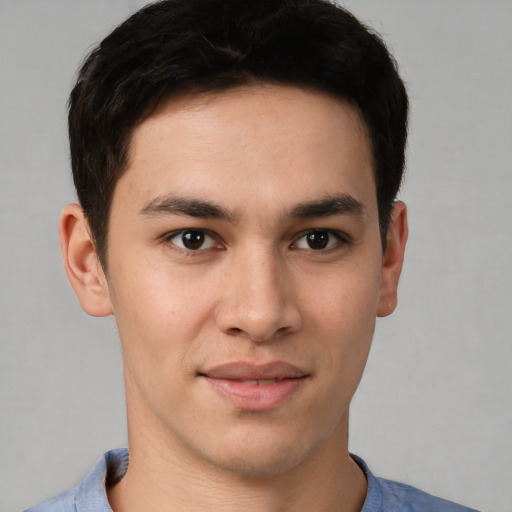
<box><xmin>200</xmin><ymin>361</ymin><xmax>308</xmax><ymax>380</ymax></box>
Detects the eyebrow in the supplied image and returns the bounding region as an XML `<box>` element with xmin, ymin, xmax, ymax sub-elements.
<box><xmin>140</xmin><ymin>195</ymin><xmax>236</xmax><ymax>221</ymax></box>
<box><xmin>139</xmin><ymin>193</ymin><xmax>365</xmax><ymax>222</ymax></box>
<box><xmin>290</xmin><ymin>194</ymin><xmax>366</xmax><ymax>219</ymax></box>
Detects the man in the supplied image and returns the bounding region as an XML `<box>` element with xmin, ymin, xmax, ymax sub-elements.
<box><xmin>26</xmin><ymin>0</ymin><xmax>478</xmax><ymax>511</ymax></box>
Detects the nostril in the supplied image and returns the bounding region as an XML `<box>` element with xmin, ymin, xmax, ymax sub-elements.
<box><xmin>224</xmin><ymin>327</ymin><xmax>271</xmax><ymax>343</ymax></box>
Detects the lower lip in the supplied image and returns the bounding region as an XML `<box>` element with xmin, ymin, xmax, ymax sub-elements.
<box><xmin>204</xmin><ymin>377</ymin><xmax>306</xmax><ymax>411</ymax></box>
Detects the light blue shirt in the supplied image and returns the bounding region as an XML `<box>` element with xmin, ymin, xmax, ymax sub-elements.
<box><xmin>25</xmin><ymin>448</ymin><xmax>479</xmax><ymax>511</ymax></box>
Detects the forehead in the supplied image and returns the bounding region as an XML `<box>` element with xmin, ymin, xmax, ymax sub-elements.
<box><xmin>117</xmin><ymin>84</ymin><xmax>376</xmax><ymax>217</ymax></box>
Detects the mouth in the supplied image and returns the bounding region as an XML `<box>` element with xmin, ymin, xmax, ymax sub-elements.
<box><xmin>198</xmin><ymin>361</ymin><xmax>309</xmax><ymax>411</ymax></box>
<box><xmin>222</xmin><ymin>378</ymin><xmax>295</xmax><ymax>386</ymax></box>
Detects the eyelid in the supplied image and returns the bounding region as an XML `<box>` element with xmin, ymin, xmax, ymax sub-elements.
<box><xmin>291</xmin><ymin>229</ymin><xmax>350</xmax><ymax>250</ymax></box>
<box><xmin>162</xmin><ymin>228</ymin><xmax>224</xmax><ymax>252</ymax></box>
<box><xmin>160</xmin><ymin>227</ymin><xmax>350</xmax><ymax>253</ymax></box>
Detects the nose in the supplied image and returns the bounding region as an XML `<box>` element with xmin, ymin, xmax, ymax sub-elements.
<box><xmin>215</xmin><ymin>247</ymin><xmax>302</xmax><ymax>343</ymax></box>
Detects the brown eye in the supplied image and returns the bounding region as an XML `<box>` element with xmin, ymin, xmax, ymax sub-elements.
<box><xmin>182</xmin><ymin>230</ymin><xmax>205</xmax><ymax>250</ymax></box>
<box><xmin>169</xmin><ymin>230</ymin><xmax>217</xmax><ymax>251</ymax></box>
<box><xmin>306</xmin><ymin>231</ymin><xmax>329</xmax><ymax>250</ymax></box>
<box><xmin>294</xmin><ymin>230</ymin><xmax>341</xmax><ymax>251</ymax></box>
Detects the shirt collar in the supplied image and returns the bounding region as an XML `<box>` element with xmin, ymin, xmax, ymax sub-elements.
<box><xmin>73</xmin><ymin>449</ymin><xmax>382</xmax><ymax>511</ymax></box>
<box><xmin>75</xmin><ymin>448</ymin><xmax>128</xmax><ymax>512</ymax></box>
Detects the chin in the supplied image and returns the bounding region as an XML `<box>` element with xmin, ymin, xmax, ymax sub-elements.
<box><xmin>212</xmin><ymin>451</ymin><xmax>306</xmax><ymax>479</ymax></box>
<box><xmin>199</xmin><ymin>426</ymin><xmax>320</xmax><ymax>479</ymax></box>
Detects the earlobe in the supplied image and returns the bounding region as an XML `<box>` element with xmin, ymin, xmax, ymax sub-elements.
<box><xmin>59</xmin><ymin>204</ymin><xmax>113</xmax><ymax>317</ymax></box>
<box><xmin>377</xmin><ymin>201</ymin><xmax>408</xmax><ymax>318</ymax></box>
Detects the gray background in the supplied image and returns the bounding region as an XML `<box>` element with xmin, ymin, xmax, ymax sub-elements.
<box><xmin>1</xmin><ymin>1</ymin><xmax>510</xmax><ymax>511</ymax></box>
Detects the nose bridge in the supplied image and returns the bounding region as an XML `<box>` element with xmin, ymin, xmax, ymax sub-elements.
<box><xmin>242</xmin><ymin>245</ymin><xmax>283</xmax><ymax>314</ymax></box>
<box><xmin>216</xmin><ymin>241</ymin><xmax>301</xmax><ymax>342</ymax></box>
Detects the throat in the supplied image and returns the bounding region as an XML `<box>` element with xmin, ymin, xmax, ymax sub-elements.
<box><xmin>107</xmin><ymin>446</ymin><xmax>367</xmax><ymax>512</ymax></box>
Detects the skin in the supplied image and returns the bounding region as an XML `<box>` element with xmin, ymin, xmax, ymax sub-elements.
<box><xmin>60</xmin><ymin>84</ymin><xmax>407</xmax><ymax>512</ymax></box>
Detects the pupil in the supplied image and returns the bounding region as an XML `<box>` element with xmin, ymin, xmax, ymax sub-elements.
<box><xmin>182</xmin><ymin>230</ymin><xmax>204</xmax><ymax>250</ymax></box>
<box><xmin>307</xmin><ymin>231</ymin><xmax>329</xmax><ymax>250</ymax></box>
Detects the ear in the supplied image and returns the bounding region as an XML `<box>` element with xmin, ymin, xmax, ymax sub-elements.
<box><xmin>377</xmin><ymin>201</ymin><xmax>408</xmax><ymax>317</ymax></box>
<box><xmin>59</xmin><ymin>204</ymin><xmax>113</xmax><ymax>317</ymax></box>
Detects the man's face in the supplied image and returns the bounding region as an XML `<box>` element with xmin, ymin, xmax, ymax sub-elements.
<box><xmin>103</xmin><ymin>85</ymin><xmax>396</xmax><ymax>476</ymax></box>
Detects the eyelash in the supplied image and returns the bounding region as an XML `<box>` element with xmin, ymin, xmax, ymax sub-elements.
<box><xmin>162</xmin><ymin>229</ymin><xmax>223</xmax><ymax>253</ymax></box>
<box><xmin>162</xmin><ymin>228</ymin><xmax>350</xmax><ymax>255</ymax></box>
<box><xmin>291</xmin><ymin>229</ymin><xmax>350</xmax><ymax>252</ymax></box>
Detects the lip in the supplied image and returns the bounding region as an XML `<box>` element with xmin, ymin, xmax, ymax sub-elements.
<box><xmin>199</xmin><ymin>361</ymin><xmax>309</xmax><ymax>411</ymax></box>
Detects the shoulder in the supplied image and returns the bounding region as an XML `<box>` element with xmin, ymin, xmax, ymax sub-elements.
<box><xmin>24</xmin><ymin>448</ymin><xmax>129</xmax><ymax>512</ymax></box>
<box><xmin>377</xmin><ymin>477</ymin><xmax>480</xmax><ymax>512</ymax></box>
<box><xmin>24</xmin><ymin>488</ymin><xmax>77</xmax><ymax>512</ymax></box>
<box><xmin>352</xmin><ymin>454</ymin><xmax>480</xmax><ymax>512</ymax></box>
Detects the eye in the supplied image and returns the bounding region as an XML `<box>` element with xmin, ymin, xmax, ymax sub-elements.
<box><xmin>167</xmin><ymin>230</ymin><xmax>219</xmax><ymax>251</ymax></box>
<box><xmin>293</xmin><ymin>230</ymin><xmax>343</xmax><ymax>251</ymax></box>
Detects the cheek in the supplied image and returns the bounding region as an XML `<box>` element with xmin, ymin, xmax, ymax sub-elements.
<box><xmin>107</xmin><ymin>257</ymin><xmax>220</xmax><ymax>376</ymax></box>
<box><xmin>302</xmin><ymin>260</ymin><xmax>381</xmax><ymax>380</ymax></box>
<box><xmin>304</xmin><ymin>258</ymin><xmax>382</xmax><ymax>329</ymax></box>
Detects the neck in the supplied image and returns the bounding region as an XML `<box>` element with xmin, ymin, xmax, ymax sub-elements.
<box><xmin>108</xmin><ymin>379</ymin><xmax>367</xmax><ymax>512</ymax></box>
